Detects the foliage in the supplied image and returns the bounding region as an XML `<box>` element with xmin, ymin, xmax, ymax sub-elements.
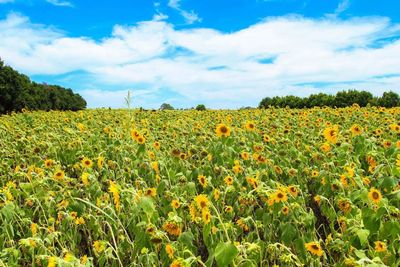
<box><xmin>0</xmin><ymin>59</ymin><xmax>86</xmax><ymax>114</ymax></box>
<box><xmin>160</xmin><ymin>103</ymin><xmax>175</xmax><ymax>110</ymax></box>
<box><xmin>196</xmin><ymin>104</ymin><xmax>206</xmax><ymax>111</ymax></box>
<box><xmin>259</xmin><ymin>90</ymin><xmax>399</xmax><ymax>109</ymax></box>
<box><xmin>0</xmin><ymin>106</ymin><xmax>399</xmax><ymax>266</ymax></box>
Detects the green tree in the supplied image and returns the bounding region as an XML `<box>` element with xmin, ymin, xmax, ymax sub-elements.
<box><xmin>196</xmin><ymin>104</ymin><xmax>206</xmax><ymax>111</ymax></box>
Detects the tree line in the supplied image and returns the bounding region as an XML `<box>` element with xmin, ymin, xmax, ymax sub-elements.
<box><xmin>0</xmin><ymin>59</ymin><xmax>86</xmax><ymax>114</ymax></box>
<box><xmin>259</xmin><ymin>90</ymin><xmax>400</xmax><ymax>109</ymax></box>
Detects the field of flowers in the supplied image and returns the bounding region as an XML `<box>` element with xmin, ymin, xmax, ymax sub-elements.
<box><xmin>0</xmin><ymin>106</ymin><xmax>399</xmax><ymax>267</ymax></box>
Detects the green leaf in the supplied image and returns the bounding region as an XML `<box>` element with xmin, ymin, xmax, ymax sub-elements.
<box><xmin>281</xmin><ymin>223</ymin><xmax>297</xmax><ymax>244</ymax></box>
<box><xmin>356</xmin><ymin>229</ymin><xmax>370</xmax><ymax>247</ymax></box>
<box><xmin>214</xmin><ymin>242</ymin><xmax>238</xmax><ymax>267</ymax></box>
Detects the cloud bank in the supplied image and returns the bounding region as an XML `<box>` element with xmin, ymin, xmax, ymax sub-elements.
<box><xmin>0</xmin><ymin>12</ymin><xmax>400</xmax><ymax>108</ymax></box>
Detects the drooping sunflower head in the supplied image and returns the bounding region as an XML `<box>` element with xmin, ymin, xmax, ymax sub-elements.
<box><xmin>305</xmin><ymin>241</ymin><xmax>323</xmax><ymax>256</ymax></box>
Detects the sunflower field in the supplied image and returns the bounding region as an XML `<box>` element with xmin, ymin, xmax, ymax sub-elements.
<box><xmin>0</xmin><ymin>106</ymin><xmax>399</xmax><ymax>267</ymax></box>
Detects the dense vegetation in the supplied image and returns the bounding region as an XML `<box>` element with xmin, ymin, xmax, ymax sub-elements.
<box><xmin>0</xmin><ymin>107</ymin><xmax>399</xmax><ymax>266</ymax></box>
<box><xmin>259</xmin><ymin>90</ymin><xmax>400</xmax><ymax>109</ymax></box>
<box><xmin>0</xmin><ymin>59</ymin><xmax>86</xmax><ymax>114</ymax></box>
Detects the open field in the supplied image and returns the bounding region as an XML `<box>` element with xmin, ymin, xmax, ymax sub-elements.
<box><xmin>0</xmin><ymin>107</ymin><xmax>399</xmax><ymax>266</ymax></box>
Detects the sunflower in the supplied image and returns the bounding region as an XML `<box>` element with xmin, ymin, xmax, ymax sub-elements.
<box><xmin>213</xmin><ymin>189</ymin><xmax>220</xmax><ymax>200</ymax></box>
<box><xmin>202</xmin><ymin>208</ymin><xmax>211</xmax><ymax>224</ymax></box>
<box><xmin>81</xmin><ymin>172</ymin><xmax>90</xmax><ymax>186</ymax></box>
<box><xmin>198</xmin><ymin>175</ymin><xmax>207</xmax><ymax>188</ymax></box>
<box><xmin>93</xmin><ymin>240</ymin><xmax>106</xmax><ymax>254</ymax></box>
<box><xmin>170</xmin><ymin>259</ymin><xmax>185</xmax><ymax>267</ymax></box>
<box><xmin>53</xmin><ymin>170</ymin><xmax>65</xmax><ymax>180</ymax></box>
<box><xmin>314</xmin><ymin>195</ymin><xmax>321</xmax><ymax>205</ymax></box>
<box><xmin>245</xmin><ymin>121</ymin><xmax>255</xmax><ymax>131</ymax></box>
<box><xmin>281</xmin><ymin>206</ymin><xmax>289</xmax><ymax>215</ymax></box>
<box><xmin>374</xmin><ymin>128</ymin><xmax>383</xmax><ymax>136</ymax></box>
<box><xmin>241</xmin><ymin>152</ymin><xmax>250</xmax><ymax>160</ymax></box>
<box><xmin>194</xmin><ymin>194</ymin><xmax>209</xmax><ymax>210</ymax></box>
<box><xmin>145</xmin><ymin>188</ymin><xmax>157</xmax><ymax>197</ymax></box>
<box><xmin>163</xmin><ymin>222</ymin><xmax>182</xmax><ymax>236</ymax></box>
<box><xmin>81</xmin><ymin>158</ymin><xmax>93</xmax><ymax>168</ymax></box>
<box><xmin>368</xmin><ymin>188</ymin><xmax>382</xmax><ymax>204</ymax></box>
<box><xmin>263</xmin><ymin>134</ymin><xmax>271</xmax><ymax>142</ymax></box>
<box><xmin>224</xmin><ymin>206</ymin><xmax>233</xmax><ymax>213</ymax></box>
<box><xmin>153</xmin><ymin>141</ymin><xmax>161</xmax><ymax>150</ymax></box>
<box><xmin>320</xmin><ymin>143</ymin><xmax>331</xmax><ymax>153</ymax></box>
<box><xmin>287</xmin><ymin>186</ymin><xmax>298</xmax><ymax>197</ymax></box>
<box><xmin>171</xmin><ymin>199</ymin><xmax>180</xmax><ymax>209</ymax></box>
<box><xmin>179</xmin><ymin>153</ymin><xmax>187</xmax><ymax>160</ymax></box>
<box><xmin>305</xmin><ymin>241</ymin><xmax>323</xmax><ymax>256</ymax></box>
<box><xmin>165</xmin><ymin>243</ymin><xmax>174</xmax><ymax>259</ymax></box>
<box><xmin>136</xmin><ymin>135</ymin><xmax>146</xmax><ymax>144</ymax></box>
<box><xmin>233</xmin><ymin>165</ymin><xmax>243</xmax><ymax>174</ymax></box>
<box><xmin>382</xmin><ymin>140</ymin><xmax>391</xmax><ymax>149</ymax></box>
<box><xmin>273</xmin><ymin>190</ymin><xmax>288</xmax><ymax>203</ymax></box>
<box><xmin>323</xmin><ymin>125</ymin><xmax>339</xmax><ymax>144</ymax></box>
<box><xmin>374</xmin><ymin>241</ymin><xmax>387</xmax><ymax>252</ymax></box>
<box><xmin>216</xmin><ymin>124</ymin><xmax>231</xmax><ymax>137</ymax></box>
<box><xmin>338</xmin><ymin>199</ymin><xmax>352</xmax><ymax>213</ymax></box>
<box><xmin>97</xmin><ymin>157</ymin><xmax>105</xmax><ymax>169</ymax></box>
<box><xmin>311</xmin><ymin>170</ymin><xmax>319</xmax><ymax>177</ymax></box>
<box><xmin>44</xmin><ymin>159</ymin><xmax>54</xmax><ymax>168</ymax></box>
<box><xmin>130</xmin><ymin>129</ymin><xmax>140</xmax><ymax>140</ymax></box>
<box><xmin>350</xmin><ymin>124</ymin><xmax>363</xmax><ymax>136</ymax></box>
<box><xmin>224</xmin><ymin>176</ymin><xmax>233</xmax><ymax>186</ymax></box>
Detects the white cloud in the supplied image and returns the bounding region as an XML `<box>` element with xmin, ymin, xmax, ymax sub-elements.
<box><xmin>335</xmin><ymin>0</ymin><xmax>351</xmax><ymax>14</ymax></box>
<box><xmin>167</xmin><ymin>0</ymin><xmax>201</xmax><ymax>24</ymax></box>
<box><xmin>0</xmin><ymin>12</ymin><xmax>400</xmax><ymax>108</ymax></box>
<box><xmin>0</xmin><ymin>0</ymin><xmax>14</xmax><ymax>3</ymax></box>
<box><xmin>46</xmin><ymin>0</ymin><xmax>73</xmax><ymax>7</ymax></box>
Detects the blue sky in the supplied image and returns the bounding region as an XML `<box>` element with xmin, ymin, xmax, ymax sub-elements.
<box><xmin>1</xmin><ymin>0</ymin><xmax>400</xmax><ymax>108</ymax></box>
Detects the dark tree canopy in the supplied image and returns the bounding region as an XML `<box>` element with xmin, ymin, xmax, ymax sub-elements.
<box><xmin>196</xmin><ymin>104</ymin><xmax>206</xmax><ymax>111</ymax></box>
<box><xmin>0</xmin><ymin>59</ymin><xmax>86</xmax><ymax>114</ymax></box>
<box><xmin>160</xmin><ymin>103</ymin><xmax>174</xmax><ymax>110</ymax></box>
<box><xmin>259</xmin><ymin>90</ymin><xmax>399</xmax><ymax>109</ymax></box>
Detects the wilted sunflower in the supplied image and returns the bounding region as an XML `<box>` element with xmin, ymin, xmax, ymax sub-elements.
<box><xmin>368</xmin><ymin>188</ymin><xmax>382</xmax><ymax>204</ymax></box>
<box><xmin>305</xmin><ymin>241</ymin><xmax>323</xmax><ymax>256</ymax></box>
<box><xmin>281</xmin><ymin>206</ymin><xmax>289</xmax><ymax>215</ymax></box>
<box><xmin>163</xmin><ymin>222</ymin><xmax>182</xmax><ymax>237</ymax></box>
<box><xmin>216</xmin><ymin>124</ymin><xmax>231</xmax><ymax>137</ymax></box>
